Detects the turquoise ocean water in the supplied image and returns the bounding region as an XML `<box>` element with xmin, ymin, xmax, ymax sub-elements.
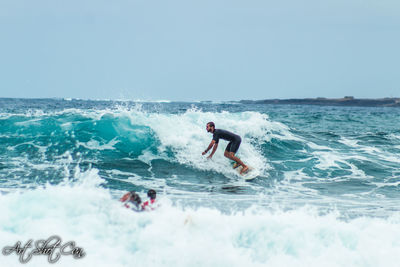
<box><xmin>1</xmin><ymin>98</ymin><xmax>400</xmax><ymax>266</ymax></box>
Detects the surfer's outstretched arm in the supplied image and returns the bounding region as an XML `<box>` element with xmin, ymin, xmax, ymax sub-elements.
<box><xmin>202</xmin><ymin>140</ymin><xmax>218</xmax><ymax>159</ymax></box>
<box><xmin>202</xmin><ymin>140</ymin><xmax>216</xmax><ymax>155</ymax></box>
<box><xmin>207</xmin><ymin>142</ymin><xmax>218</xmax><ymax>159</ymax></box>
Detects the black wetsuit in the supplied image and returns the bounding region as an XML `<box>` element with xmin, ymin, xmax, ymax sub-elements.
<box><xmin>212</xmin><ymin>129</ymin><xmax>242</xmax><ymax>154</ymax></box>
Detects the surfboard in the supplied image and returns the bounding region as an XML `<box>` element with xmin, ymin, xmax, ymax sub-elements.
<box><xmin>232</xmin><ymin>162</ymin><xmax>258</xmax><ymax>180</ymax></box>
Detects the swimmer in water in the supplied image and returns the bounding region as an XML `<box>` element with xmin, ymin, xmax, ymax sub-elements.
<box><xmin>120</xmin><ymin>191</ymin><xmax>142</xmax><ymax>212</ymax></box>
<box><xmin>141</xmin><ymin>189</ymin><xmax>157</xmax><ymax>211</ymax></box>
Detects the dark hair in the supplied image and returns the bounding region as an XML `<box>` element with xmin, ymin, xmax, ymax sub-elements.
<box><xmin>147</xmin><ymin>189</ymin><xmax>156</xmax><ymax>200</ymax></box>
<box><xmin>207</xmin><ymin>122</ymin><xmax>215</xmax><ymax>128</ymax></box>
<box><xmin>129</xmin><ymin>191</ymin><xmax>142</xmax><ymax>205</ymax></box>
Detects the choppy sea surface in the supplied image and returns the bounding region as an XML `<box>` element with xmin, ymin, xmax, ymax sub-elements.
<box><xmin>1</xmin><ymin>98</ymin><xmax>399</xmax><ymax>267</ymax></box>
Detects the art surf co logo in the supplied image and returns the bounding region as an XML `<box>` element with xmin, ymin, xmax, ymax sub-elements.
<box><xmin>2</xmin><ymin>235</ymin><xmax>86</xmax><ymax>264</ymax></box>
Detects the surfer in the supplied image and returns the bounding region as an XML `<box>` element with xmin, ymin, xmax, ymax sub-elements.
<box><xmin>120</xmin><ymin>189</ymin><xmax>158</xmax><ymax>212</ymax></box>
<box><xmin>120</xmin><ymin>191</ymin><xmax>142</xmax><ymax>212</ymax></box>
<box><xmin>202</xmin><ymin>122</ymin><xmax>249</xmax><ymax>174</ymax></box>
<box><xmin>141</xmin><ymin>189</ymin><xmax>157</xmax><ymax>211</ymax></box>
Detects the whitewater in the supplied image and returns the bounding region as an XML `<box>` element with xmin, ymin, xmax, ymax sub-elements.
<box><xmin>0</xmin><ymin>98</ymin><xmax>399</xmax><ymax>267</ymax></box>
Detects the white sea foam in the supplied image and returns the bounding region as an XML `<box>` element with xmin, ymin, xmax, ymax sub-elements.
<box><xmin>338</xmin><ymin>137</ymin><xmax>360</xmax><ymax>148</ymax></box>
<box><xmin>1</xmin><ymin>169</ymin><xmax>400</xmax><ymax>267</ymax></box>
<box><xmin>76</xmin><ymin>138</ymin><xmax>120</xmax><ymax>151</ymax></box>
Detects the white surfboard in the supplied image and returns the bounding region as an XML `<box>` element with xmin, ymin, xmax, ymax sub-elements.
<box><xmin>232</xmin><ymin>163</ymin><xmax>259</xmax><ymax>180</ymax></box>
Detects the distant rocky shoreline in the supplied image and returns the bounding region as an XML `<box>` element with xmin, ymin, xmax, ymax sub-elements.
<box><xmin>240</xmin><ymin>97</ymin><xmax>400</xmax><ymax>107</ymax></box>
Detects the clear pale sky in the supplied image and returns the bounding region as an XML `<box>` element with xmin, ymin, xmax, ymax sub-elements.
<box><xmin>0</xmin><ymin>0</ymin><xmax>399</xmax><ymax>101</ymax></box>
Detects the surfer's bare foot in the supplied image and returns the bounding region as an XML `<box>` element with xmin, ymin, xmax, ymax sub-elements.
<box><xmin>232</xmin><ymin>163</ymin><xmax>240</xmax><ymax>169</ymax></box>
<box><xmin>240</xmin><ymin>166</ymin><xmax>249</xmax><ymax>174</ymax></box>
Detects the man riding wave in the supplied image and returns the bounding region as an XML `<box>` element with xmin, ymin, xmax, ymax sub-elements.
<box><xmin>202</xmin><ymin>122</ymin><xmax>249</xmax><ymax>174</ymax></box>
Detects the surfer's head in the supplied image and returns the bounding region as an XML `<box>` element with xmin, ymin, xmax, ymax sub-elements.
<box><xmin>206</xmin><ymin>122</ymin><xmax>215</xmax><ymax>133</ymax></box>
<box><xmin>147</xmin><ymin>189</ymin><xmax>156</xmax><ymax>200</ymax></box>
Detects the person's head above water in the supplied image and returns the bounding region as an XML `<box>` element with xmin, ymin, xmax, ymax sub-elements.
<box><xmin>206</xmin><ymin>122</ymin><xmax>215</xmax><ymax>133</ymax></box>
<box><xmin>147</xmin><ymin>189</ymin><xmax>156</xmax><ymax>200</ymax></box>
